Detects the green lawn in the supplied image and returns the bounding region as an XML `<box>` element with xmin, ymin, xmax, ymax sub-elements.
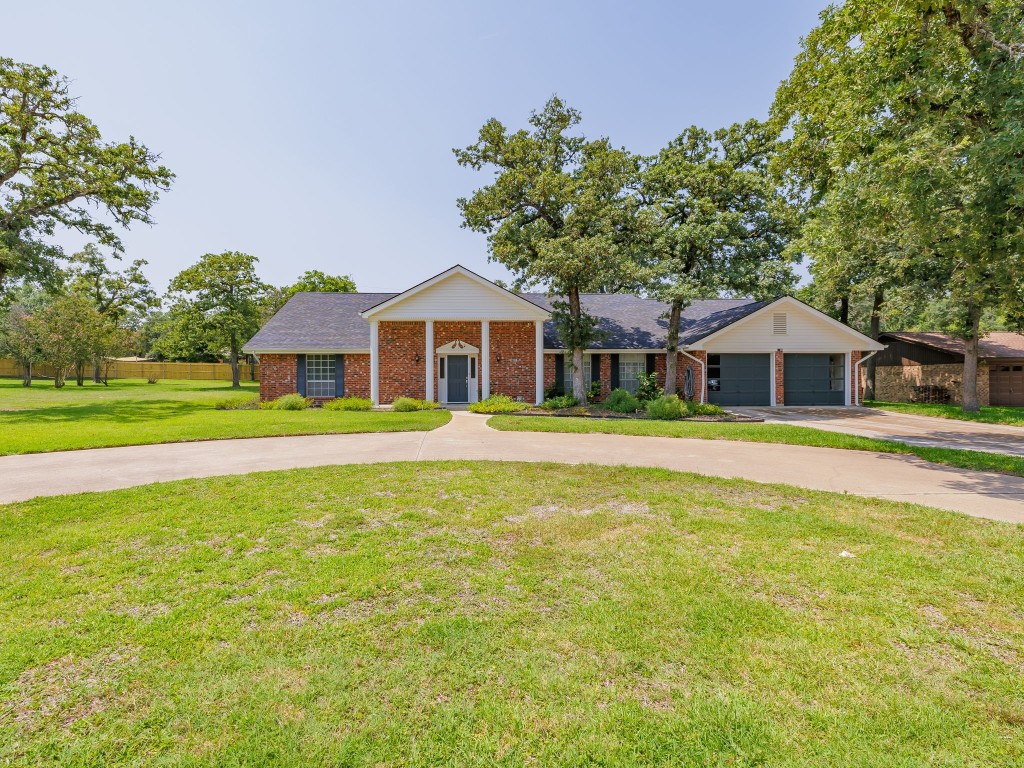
<box><xmin>866</xmin><ymin>400</ymin><xmax>1024</xmax><ymax>427</ymax></box>
<box><xmin>488</xmin><ymin>415</ymin><xmax>1024</xmax><ymax>477</ymax></box>
<box><xmin>1</xmin><ymin>462</ymin><xmax>1021</xmax><ymax>766</ymax></box>
<box><xmin>0</xmin><ymin>378</ymin><xmax>449</xmax><ymax>455</ymax></box>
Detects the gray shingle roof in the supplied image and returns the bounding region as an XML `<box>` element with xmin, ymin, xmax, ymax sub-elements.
<box><xmin>521</xmin><ymin>294</ymin><xmax>767</xmax><ymax>349</ymax></box>
<box><xmin>244</xmin><ymin>291</ymin><xmax>767</xmax><ymax>352</ymax></box>
<box><xmin>244</xmin><ymin>293</ymin><xmax>396</xmax><ymax>351</ymax></box>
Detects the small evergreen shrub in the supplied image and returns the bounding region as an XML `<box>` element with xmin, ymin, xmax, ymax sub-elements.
<box><xmin>588</xmin><ymin>380</ymin><xmax>602</xmax><ymax>402</ymax></box>
<box><xmin>541</xmin><ymin>394</ymin><xmax>579</xmax><ymax>410</ymax></box>
<box><xmin>646</xmin><ymin>394</ymin><xmax>685</xmax><ymax>420</ymax></box>
<box><xmin>468</xmin><ymin>394</ymin><xmax>526</xmax><ymax>414</ymax></box>
<box><xmin>267</xmin><ymin>393</ymin><xmax>311</xmax><ymax>410</ymax></box>
<box><xmin>214</xmin><ymin>394</ymin><xmax>259</xmax><ymax>410</ymax></box>
<box><xmin>392</xmin><ymin>397</ymin><xmax>440</xmax><ymax>412</ymax></box>
<box><xmin>323</xmin><ymin>396</ymin><xmax>373</xmax><ymax>411</ymax></box>
<box><xmin>692</xmin><ymin>402</ymin><xmax>724</xmax><ymax>416</ymax></box>
<box><xmin>604</xmin><ymin>388</ymin><xmax>641</xmax><ymax>413</ymax></box>
<box><xmin>635</xmin><ymin>371</ymin><xmax>663</xmax><ymax>402</ymax></box>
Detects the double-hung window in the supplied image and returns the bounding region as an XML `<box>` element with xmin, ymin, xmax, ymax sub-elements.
<box><xmin>618</xmin><ymin>353</ymin><xmax>645</xmax><ymax>394</ymax></box>
<box><xmin>561</xmin><ymin>354</ymin><xmax>592</xmax><ymax>390</ymax></box>
<box><xmin>306</xmin><ymin>354</ymin><xmax>336</xmax><ymax>398</ymax></box>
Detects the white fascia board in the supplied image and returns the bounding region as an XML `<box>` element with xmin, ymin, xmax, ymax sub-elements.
<box><xmin>359</xmin><ymin>264</ymin><xmax>550</xmax><ymax>320</ymax></box>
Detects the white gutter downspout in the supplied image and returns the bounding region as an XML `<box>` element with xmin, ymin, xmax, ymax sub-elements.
<box><xmin>853</xmin><ymin>350</ymin><xmax>879</xmax><ymax>406</ymax></box>
<box><xmin>678</xmin><ymin>349</ymin><xmax>707</xmax><ymax>405</ymax></box>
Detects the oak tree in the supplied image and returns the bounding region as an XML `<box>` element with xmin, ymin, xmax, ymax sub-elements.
<box><xmin>456</xmin><ymin>97</ymin><xmax>640</xmax><ymax>402</ymax></box>
<box><xmin>0</xmin><ymin>58</ymin><xmax>174</xmax><ymax>290</ymax></box>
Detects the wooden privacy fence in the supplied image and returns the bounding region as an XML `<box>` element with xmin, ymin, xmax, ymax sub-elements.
<box><xmin>0</xmin><ymin>358</ymin><xmax>260</xmax><ymax>382</ymax></box>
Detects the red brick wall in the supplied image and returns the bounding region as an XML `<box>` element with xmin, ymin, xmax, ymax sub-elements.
<box><xmin>344</xmin><ymin>354</ymin><xmax>370</xmax><ymax>399</ymax></box>
<box><xmin>488</xmin><ymin>321</ymin><xmax>536</xmax><ymax>401</ymax></box>
<box><xmin>259</xmin><ymin>354</ymin><xmax>298</xmax><ymax>401</ymax></box>
<box><xmin>379</xmin><ymin>321</ymin><xmax>426</xmax><ymax>403</ymax></box>
<box><xmin>850</xmin><ymin>350</ymin><xmax>862</xmax><ymax>405</ymax></box>
<box><xmin>679</xmin><ymin>351</ymin><xmax>706</xmax><ymax>402</ymax></box>
<box><xmin>774</xmin><ymin>350</ymin><xmax>785</xmax><ymax>406</ymax></box>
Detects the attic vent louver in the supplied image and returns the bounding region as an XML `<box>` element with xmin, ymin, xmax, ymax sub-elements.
<box><xmin>773</xmin><ymin>312</ymin><xmax>787</xmax><ymax>335</ymax></box>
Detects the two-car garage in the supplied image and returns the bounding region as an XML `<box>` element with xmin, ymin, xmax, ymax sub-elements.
<box><xmin>706</xmin><ymin>352</ymin><xmax>848</xmax><ymax>406</ymax></box>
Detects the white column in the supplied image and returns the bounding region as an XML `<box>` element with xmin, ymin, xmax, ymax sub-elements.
<box><xmin>481</xmin><ymin>320</ymin><xmax>490</xmax><ymax>400</ymax></box>
<box><xmin>534</xmin><ymin>320</ymin><xmax>544</xmax><ymax>405</ymax></box>
<box><xmin>425</xmin><ymin>320</ymin><xmax>434</xmax><ymax>402</ymax></box>
<box><xmin>370</xmin><ymin>320</ymin><xmax>380</xmax><ymax>406</ymax></box>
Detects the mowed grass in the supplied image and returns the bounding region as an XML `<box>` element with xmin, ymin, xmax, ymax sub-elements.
<box><xmin>488</xmin><ymin>415</ymin><xmax>1024</xmax><ymax>477</ymax></box>
<box><xmin>867</xmin><ymin>400</ymin><xmax>1024</xmax><ymax>427</ymax></box>
<box><xmin>1</xmin><ymin>462</ymin><xmax>1022</xmax><ymax>767</ymax></box>
<box><xmin>0</xmin><ymin>378</ymin><xmax>449</xmax><ymax>455</ymax></box>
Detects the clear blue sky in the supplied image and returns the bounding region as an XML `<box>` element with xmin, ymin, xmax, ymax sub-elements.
<box><xmin>7</xmin><ymin>1</ymin><xmax>828</xmax><ymax>293</ymax></box>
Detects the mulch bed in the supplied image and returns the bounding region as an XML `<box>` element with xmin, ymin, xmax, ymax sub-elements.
<box><xmin>507</xmin><ymin>406</ymin><xmax>763</xmax><ymax>423</ymax></box>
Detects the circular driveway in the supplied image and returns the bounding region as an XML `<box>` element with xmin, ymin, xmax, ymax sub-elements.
<box><xmin>1</xmin><ymin>412</ymin><xmax>1022</xmax><ymax>523</ymax></box>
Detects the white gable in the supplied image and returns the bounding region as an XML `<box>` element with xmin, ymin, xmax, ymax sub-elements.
<box><xmin>690</xmin><ymin>297</ymin><xmax>885</xmax><ymax>353</ymax></box>
<box><xmin>361</xmin><ymin>266</ymin><xmax>549</xmax><ymax>321</ymax></box>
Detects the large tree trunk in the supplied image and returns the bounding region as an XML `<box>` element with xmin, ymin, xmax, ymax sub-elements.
<box><xmin>839</xmin><ymin>294</ymin><xmax>850</xmax><ymax>325</ymax></box>
<box><xmin>663</xmin><ymin>300</ymin><xmax>682</xmax><ymax>396</ymax></box>
<box><xmin>75</xmin><ymin>362</ymin><xmax>85</xmax><ymax>386</ymax></box>
<box><xmin>21</xmin><ymin>360</ymin><xmax>32</xmax><ymax>387</ymax></box>
<box><xmin>863</xmin><ymin>288</ymin><xmax>884</xmax><ymax>401</ymax></box>
<box><xmin>93</xmin><ymin>358</ymin><xmax>102</xmax><ymax>384</ymax></box>
<box><xmin>962</xmin><ymin>301</ymin><xmax>982</xmax><ymax>413</ymax></box>
<box><xmin>568</xmin><ymin>287</ymin><xmax>586</xmax><ymax>404</ymax></box>
<box><xmin>230</xmin><ymin>334</ymin><xmax>241</xmax><ymax>388</ymax></box>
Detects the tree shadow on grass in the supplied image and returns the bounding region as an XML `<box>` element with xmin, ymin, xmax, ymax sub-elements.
<box><xmin>0</xmin><ymin>399</ymin><xmax>211</xmax><ymax>426</ymax></box>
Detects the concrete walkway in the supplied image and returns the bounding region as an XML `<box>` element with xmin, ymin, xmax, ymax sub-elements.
<box><xmin>734</xmin><ymin>406</ymin><xmax>1024</xmax><ymax>456</ymax></box>
<box><xmin>2</xmin><ymin>412</ymin><xmax>1023</xmax><ymax>523</ymax></box>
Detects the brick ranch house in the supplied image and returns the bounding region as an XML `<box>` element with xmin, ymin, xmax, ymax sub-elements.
<box><xmin>244</xmin><ymin>265</ymin><xmax>883</xmax><ymax>407</ymax></box>
<box><xmin>872</xmin><ymin>331</ymin><xmax>1024</xmax><ymax>407</ymax></box>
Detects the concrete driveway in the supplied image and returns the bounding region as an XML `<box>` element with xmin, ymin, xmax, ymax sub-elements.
<box><xmin>733</xmin><ymin>406</ymin><xmax>1024</xmax><ymax>456</ymax></box>
<box><xmin>0</xmin><ymin>412</ymin><xmax>1022</xmax><ymax>523</ymax></box>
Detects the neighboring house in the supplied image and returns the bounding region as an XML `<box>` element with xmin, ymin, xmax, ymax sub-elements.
<box><xmin>874</xmin><ymin>331</ymin><xmax>1024</xmax><ymax>407</ymax></box>
<box><xmin>243</xmin><ymin>264</ymin><xmax>882</xmax><ymax>407</ymax></box>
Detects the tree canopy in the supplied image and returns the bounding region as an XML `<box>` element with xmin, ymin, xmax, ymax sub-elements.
<box><xmin>166</xmin><ymin>252</ymin><xmax>268</xmax><ymax>387</ymax></box>
<box><xmin>773</xmin><ymin>0</ymin><xmax>1024</xmax><ymax>410</ymax></box>
<box><xmin>455</xmin><ymin>96</ymin><xmax>641</xmax><ymax>401</ymax></box>
<box><xmin>0</xmin><ymin>58</ymin><xmax>174</xmax><ymax>290</ymax></box>
<box><xmin>639</xmin><ymin>120</ymin><xmax>796</xmax><ymax>394</ymax></box>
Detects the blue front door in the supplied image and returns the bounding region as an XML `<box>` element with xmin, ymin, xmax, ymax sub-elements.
<box><xmin>447</xmin><ymin>355</ymin><xmax>469</xmax><ymax>402</ymax></box>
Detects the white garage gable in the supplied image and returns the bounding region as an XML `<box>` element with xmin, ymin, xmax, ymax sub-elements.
<box><xmin>360</xmin><ymin>265</ymin><xmax>550</xmax><ymax>322</ymax></box>
<box><xmin>689</xmin><ymin>297</ymin><xmax>885</xmax><ymax>353</ymax></box>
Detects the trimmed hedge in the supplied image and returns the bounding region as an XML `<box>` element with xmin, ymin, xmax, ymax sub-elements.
<box><xmin>392</xmin><ymin>397</ymin><xmax>440</xmax><ymax>412</ymax></box>
<box><xmin>469</xmin><ymin>394</ymin><xmax>527</xmax><ymax>414</ymax></box>
<box><xmin>323</xmin><ymin>397</ymin><xmax>373</xmax><ymax>411</ymax></box>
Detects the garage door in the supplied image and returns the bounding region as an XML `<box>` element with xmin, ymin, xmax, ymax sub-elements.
<box><xmin>784</xmin><ymin>354</ymin><xmax>846</xmax><ymax>406</ymax></box>
<box><xmin>990</xmin><ymin>364</ymin><xmax>1024</xmax><ymax>407</ymax></box>
<box><xmin>707</xmin><ymin>354</ymin><xmax>771</xmax><ymax>406</ymax></box>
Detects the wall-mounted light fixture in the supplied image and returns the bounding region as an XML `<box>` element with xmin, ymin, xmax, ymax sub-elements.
<box><xmin>496</xmin><ymin>353</ymin><xmax>502</xmax><ymax>362</ymax></box>
<box><xmin>413</xmin><ymin>354</ymin><xmax>422</xmax><ymax>363</ymax></box>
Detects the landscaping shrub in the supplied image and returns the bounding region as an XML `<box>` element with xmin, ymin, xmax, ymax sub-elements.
<box><xmin>392</xmin><ymin>397</ymin><xmax>440</xmax><ymax>412</ymax></box>
<box><xmin>266</xmin><ymin>393</ymin><xmax>311</xmax><ymax>410</ymax></box>
<box><xmin>684</xmin><ymin>399</ymin><xmax>724</xmax><ymax>417</ymax></box>
<box><xmin>635</xmin><ymin>371</ymin><xmax>663</xmax><ymax>402</ymax></box>
<box><xmin>468</xmin><ymin>394</ymin><xmax>527</xmax><ymax>414</ymax></box>
<box><xmin>213</xmin><ymin>394</ymin><xmax>259</xmax><ymax>410</ymax></box>
<box><xmin>604</xmin><ymin>388</ymin><xmax>641</xmax><ymax>414</ymax></box>
<box><xmin>588</xmin><ymin>380</ymin><xmax>602</xmax><ymax>402</ymax></box>
<box><xmin>541</xmin><ymin>394</ymin><xmax>578</xmax><ymax>410</ymax></box>
<box><xmin>646</xmin><ymin>394</ymin><xmax>685</xmax><ymax>420</ymax></box>
<box><xmin>323</xmin><ymin>396</ymin><xmax>373</xmax><ymax>411</ymax></box>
